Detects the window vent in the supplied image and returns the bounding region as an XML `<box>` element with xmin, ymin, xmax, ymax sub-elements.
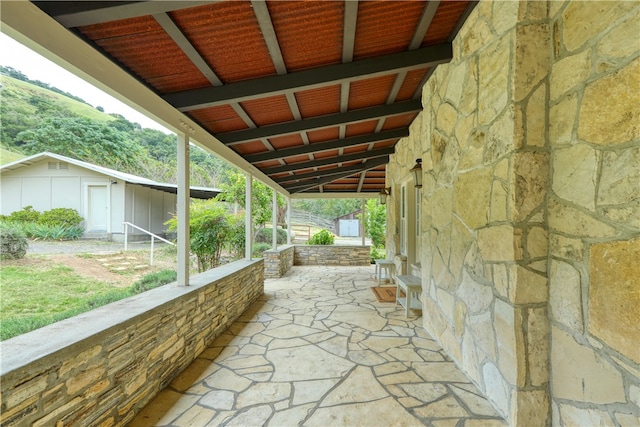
<box><xmin>58</xmin><ymin>162</ymin><xmax>68</xmax><ymax>170</ymax></box>
<box><xmin>48</xmin><ymin>162</ymin><xmax>57</xmax><ymax>170</ymax></box>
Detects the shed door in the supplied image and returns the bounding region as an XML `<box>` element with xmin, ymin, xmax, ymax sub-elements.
<box><xmin>87</xmin><ymin>185</ymin><xmax>108</xmax><ymax>232</ymax></box>
<box><xmin>339</xmin><ymin>219</ymin><xmax>359</xmax><ymax>237</ymax></box>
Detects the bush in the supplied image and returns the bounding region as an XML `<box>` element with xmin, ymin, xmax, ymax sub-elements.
<box><xmin>0</xmin><ymin>225</ymin><xmax>28</xmax><ymax>259</ymax></box>
<box><xmin>6</xmin><ymin>205</ymin><xmax>40</xmax><ymax>223</ymax></box>
<box><xmin>307</xmin><ymin>229</ymin><xmax>335</xmax><ymax>245</ymax></box>
<box><xmin>226</xmin><ymin>214</ymin><xmax>246</xmax><ymax>260</ymax></box>
<box><xmin>21</xmin><ymin>223</ymin><xmax>84</xmax><ymax>240</ymax></box>
<box><xmin>253</xmin><ymin>242</ymin><xmax>271</xmax><ymax>257</ymax></box>
<box><xmin>255</xmin><ymin>227</ymin><xmax>287</xmax><ymax>245</ymax></box>
<box><xmin>370</xmin><ymin>246</ymin><xmax>385</xmax><ymax>264</ymax></box>
<box><xmin>38</xmin><ymin>208</ymin><xmax>83</xmax><ymax>227</ymax></box>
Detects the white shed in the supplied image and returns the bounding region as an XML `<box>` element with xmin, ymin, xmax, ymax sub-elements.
<box><xmin>0</xmin><ymin>152</ymin><xmax>220</xmax><ymax>241</ymax></box>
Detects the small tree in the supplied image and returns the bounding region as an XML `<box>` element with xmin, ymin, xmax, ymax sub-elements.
<box><xmin>165</xmin><ymin>200</ymin><xmax>231</xmax><ymax>272</ymax></box>
<box><xmin>364</xmin><ymin>198</ymin><xmax>386</xmax><ymax>248</ymax></box>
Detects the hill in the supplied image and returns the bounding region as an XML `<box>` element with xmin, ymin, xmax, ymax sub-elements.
<box><xmin>0</xmin><ymin>69</ymin><xmax>231</xmax><ymax>187</ymax></box>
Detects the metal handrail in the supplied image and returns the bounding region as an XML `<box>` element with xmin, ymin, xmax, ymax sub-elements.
<box><xmin>123</xmin><ymin>222</ymin><xmax>175</xmax><ymax>265</ymax></box>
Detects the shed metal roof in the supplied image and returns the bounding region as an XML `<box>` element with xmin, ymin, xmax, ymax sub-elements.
<box><xmin>3</xmin><ymin>1</ymin><xmax>476</xmax><ymax>197</ymax></box>
<box><xmin>0</xmin><ymin>152</ymin><xmax>221</xmax><ymax>200</ymax></box>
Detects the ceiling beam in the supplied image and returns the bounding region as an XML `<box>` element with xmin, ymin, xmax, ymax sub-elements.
<box><xmin>164</xmin><ymin>43</ymin><xmax>452</xmax><ymax>111</ymax></box>
<box><xmin>34</xmin><ymin>1</ymin><xmax>214</xmax><ymax>28</ymax></box>
<box><xmin>244</xmin><ymin>128</ymin><xmax>407</xmax><ymax>163</ymax></box>
<box><xmin>284</xmin><ymin>157</ymin><xmax>389</xmax><ymax>193</ymax></box>
<box><xmin>217</xmin><ymin>100</ymin><xmax>420</xmax><ymax>145</ymax></box>
<box><xmin>272</xmin><ymin>159</ymin><xmax>379</xmax><ymax>184</ymax></box>
<box><xmin>263</xmin><ymin>147</ymin><xmax>394</xmax><ymax>175</ymax></box>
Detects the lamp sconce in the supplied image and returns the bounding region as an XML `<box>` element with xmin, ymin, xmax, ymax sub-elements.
<box><xmin>379</xmin><ymin>187</ymin><xmax>391</xmax><ymax>205</ymax></box>
<box><xmin>110</xmin><ymin>180</ymin><xmax>118</xmax><ymax>185</ymax></box>
<box><xmin>410</xmin><ymin>158</ymin><xmax>422</xmax><ymax>188</ymax></box>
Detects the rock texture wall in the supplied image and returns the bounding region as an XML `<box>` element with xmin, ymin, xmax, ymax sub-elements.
<box><xmin>293</xmin><ymin>245</ymin><xmax>371</xmax><ymax>266</ymax></box>
<box><xmin>547</xmin><ymin>2</ymin><xmax>639</xmax><ymax>425</ymax></box>
<box><xmin>263</xmin><ymin>245</ymin><xmax>295</xmax><ymax>278</ymax></box>
<box><xmin>385</xmin><ymin>1</ymin><xmax>639</xmax><ymax>425</ymax></box>
<box><xmin>0</xmin><ymin>259</ymin><xmax>264</xmax><ymax>426</ymax></box>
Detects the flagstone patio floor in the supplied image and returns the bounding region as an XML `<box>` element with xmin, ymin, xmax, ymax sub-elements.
<box><xmin>130</xmin><ymin>265</ymin><xmax>507</xmax><ymax>426</ymax></box>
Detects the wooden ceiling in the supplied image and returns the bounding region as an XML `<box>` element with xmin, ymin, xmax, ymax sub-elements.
<box><xmin>30</xmin><ymin>0</ymin><xmax>476</xmax><ymax>195</ymax></box>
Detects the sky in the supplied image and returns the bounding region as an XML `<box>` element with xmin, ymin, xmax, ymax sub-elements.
<box><xmin>0</xmin><ymin>32</ymin><xmax>171</xmax><ymax>134</ymax></box>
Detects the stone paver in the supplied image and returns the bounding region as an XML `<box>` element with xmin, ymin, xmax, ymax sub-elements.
<box><xmin>130</xmin><ymin>266</ymin><xmax>507</xmax><ymax>426</ymax></box>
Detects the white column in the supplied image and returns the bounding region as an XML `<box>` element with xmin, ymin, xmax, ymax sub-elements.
<box><xmin>286</xmin><ymin>197</ymin><xmax>291</xmax><ymax>245</ymax></box>
<box><xmin>272</xmin><ymin>190</ymin><xmax>278</xmax><ymax>250</ymax></box>
<box><xmin>361</xmin><ymin>197</ymin><xmax>366</xmax><ymax>246</ymax></box>
<box><xmin>245</xmin><ymin>172</ymin><xmax>252</xmax><ymax>260</ymax></box>
<box><xmin>177</xmin><ymin>133</ymin><xmax>190</xmax><ymax>286</ymax></box>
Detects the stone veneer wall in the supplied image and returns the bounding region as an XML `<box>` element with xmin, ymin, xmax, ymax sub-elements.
<box><xmin>263</xmin><ymin>245</ymin><xmax>295</xmax><ymax>278</ymax></box>
<box><xmin>0</xmin><ymin>259</ymin><xmax>264</xmax><ymax>426</ymax></box>
<box><xmin>547</xmin><ymin>2</ymin><xmax>639</xmax><ymax>426</ymax></box>
<box><xmin>385</xmin><ymin>1</ymin><xmax>639</xmax><ymax>425</ymax></box>
<box><xmin>293</xmin><ymin>245</ymin><xmax>371</xmax><ymax>266</ymax></box>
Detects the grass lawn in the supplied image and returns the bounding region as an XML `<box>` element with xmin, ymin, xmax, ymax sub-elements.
<box><xmin>0</xmin><ymin>255</ymin><xmax>176</xmax><ymax>341</ymax></box>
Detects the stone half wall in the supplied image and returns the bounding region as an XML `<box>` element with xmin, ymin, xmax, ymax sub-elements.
<box><xmin>263</xmin><ymin>245</ymin><xmax>295</xmax><ymax>278</ymax></box>
<box><xmin>293</xmin><ymin>245</ymin><xmax>371</xmax><ymax>266</ymax></box>
<box><xmin>384</xmin><ymin>1</ymin><xmax>639</xmax><ymax>426</ymax></box>
<box><xmin>0</xmin><ymin>259</ymin><xmax>264</xmax><ymax>426</ymax></box>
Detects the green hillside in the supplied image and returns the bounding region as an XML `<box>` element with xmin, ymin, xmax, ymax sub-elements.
<box><xmin>0</xmin><ymin>147</ymin><xmax>24</xmax><ymax>165</ymax></box>
<box><xmin>0</xmin><ymin>74</ymin><xmax>114</xmax><ymax>122</ymax></box>
<box><xmin>0</xmin><ymin>69</ymin><xmax>234</xmax><ymax>187</ymax></box>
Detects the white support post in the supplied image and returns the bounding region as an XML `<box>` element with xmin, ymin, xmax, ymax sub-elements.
<box><xmin>177</xmin><ymin>134</ymin><xmax>190</xmax><ymax>286</ymax></box>
<box><xmin>245</xmin><ymin>172</ymin><xmax>252</xmax><ymax>260</ymax></box>
<box><xmin>286</xmin><ymin>197</ymin><xmax>291</xmax><ymax>245</ymax></box>
<box><xmin>361</xmin><ymin>197</ymin><xmax>366</xmax><ymax>246</ymax></box>
<box><xmin>272</xmin><ymin>190</ymin><xmax>278</xmax><ymax>250</ymax></box>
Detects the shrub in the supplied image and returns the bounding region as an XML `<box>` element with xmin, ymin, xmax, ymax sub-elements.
<box><xmin>0</xmin><ymin>225</ymin><xmax>28</xmax><ymax>259</ymax></box>
<box><xmin>20</xmin><ymin>223</ymin><xmax>84</xmax><ymax>240</ymax></box>
<box><xmin>7</xmin><ymin>205</ymin><xmax>40</xmax><ymax>223</ymax></box>
<box><xmin>38</xmin><ymin>208</ymin><xmax>83</xmax><ymax>227</ymax></box>
<box><xmin>255</xmin><ymin>227</ymin><xmax>287</xmax><ymax>245</ymax></box>
<box><xmin>370</xmin><ymin>246</ymin><xmax>385</xmax><ymax>264</ymax></box>
<box><xmin>166</xmin><ymin>200</ymin><xmax>230</xmax><ymax>272</ymax></box>
<box><xmin>307</xmin><ymin>229</ymin><xmax>335</xmax><ymax>245</ymax></box>
<box><xmin>226</xmin><ymin>214</ymin><xmax>246</xmax><ymax>260</ymax></box>
<box><xmin>253</xmin><ymin>242</ymin><xmax>271</xmax><ymax>257</ymax></box>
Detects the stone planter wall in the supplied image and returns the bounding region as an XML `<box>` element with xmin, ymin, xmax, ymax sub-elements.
<box><xmin>263</xmin><ymin>245</ymin><xmax>295</xmax><ymax>278</ymax></box>
<box><xmin>0</xmin><ymin>259</ymin><xmax>264</xmax><ymax>426</ymax></box>
<box><xmin>293</xmin><ymin>245</ymin><xmax>370</xmax><ymax>266</ymax></box>
<box><xmin>385</xmin><ymin>1</ymin><xmax>639</xmax><ymax>425</ymax></box>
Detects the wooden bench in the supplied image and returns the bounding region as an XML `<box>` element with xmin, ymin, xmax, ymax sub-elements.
<box><xmin>395</xmin><ymin>274</ymin><xmax>422</xmax><ymax>318</ymax></box>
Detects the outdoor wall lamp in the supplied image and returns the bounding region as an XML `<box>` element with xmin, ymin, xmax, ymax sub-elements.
<box><xmin>379</xmin><ymin>187</ymin><xmax>391</xmax><ymax>205</ymax></box>
<box><xmin>410</xmin><ymin>158</ymin><xmax>422</xmax><ymax>188</ymax></box>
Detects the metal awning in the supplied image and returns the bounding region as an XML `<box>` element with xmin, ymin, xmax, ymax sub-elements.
<box><xmin>2</xmin><ymin>1</ymin><xmax>476</xmax><ymax>197</ymax></box>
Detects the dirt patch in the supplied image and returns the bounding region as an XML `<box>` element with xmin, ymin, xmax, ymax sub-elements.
<box><xmin>3</xmin><ymin>249</ymin><xmax>179</xmax><ymax>288</ymax></box>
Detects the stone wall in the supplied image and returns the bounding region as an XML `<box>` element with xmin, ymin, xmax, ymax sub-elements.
<box><xmin>384</xmin><ymin>1</ymin><xmax>639</xmax><ymax>425</ymax></box>
<box><xmin>0</xmin><ymin>259</ymin><xmax>264</xmax><ymax>426</ymax></box>
<box><xmin>547</xmin><ymin>2</ymin><xmax>640</xmax><ymax>425</ymax></box>
<box><xmin>263</xmin><ymin>245</ymin><xmax>294</xmax><ymax>278</ymax></box>
<box><xmin>293</xmin><ymin>245</ymin><xmax>371</xmax><ymax>266</ymax></box>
